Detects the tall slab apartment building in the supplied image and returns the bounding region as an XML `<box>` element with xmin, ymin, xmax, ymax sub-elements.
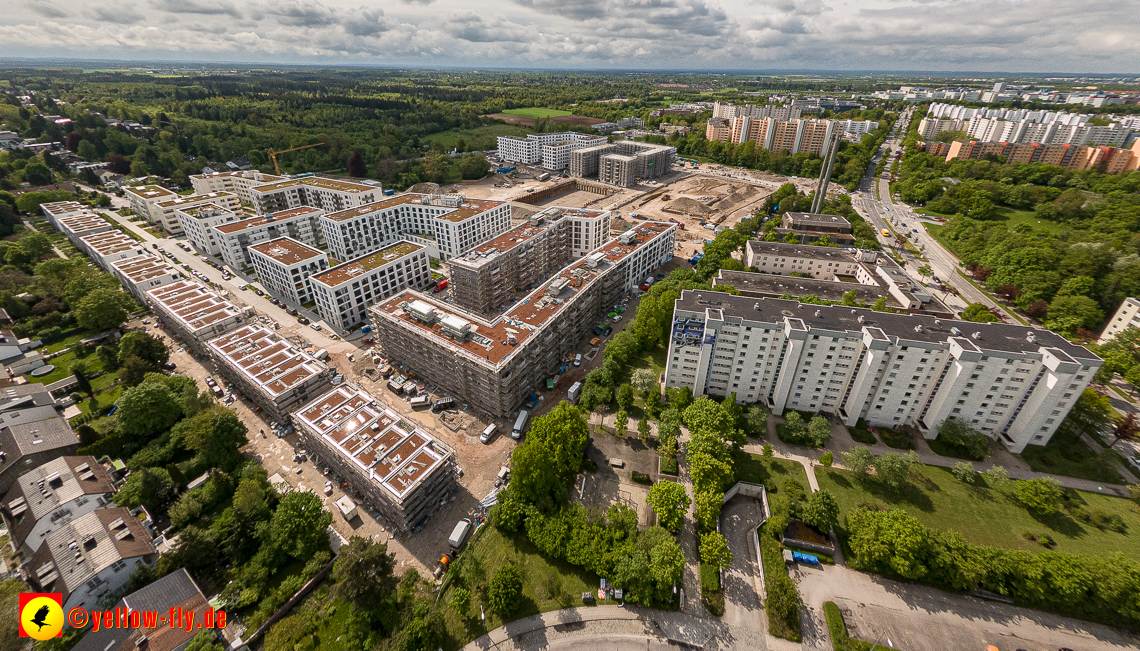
<box><xmin>663</xmin><ymin>292</ymin><xmax>1102</xmax><ymax>453</ymax></box>
<box><xmin>371</xmin><ymin>222</ymin><xmax>677</xmax><ymax>416</ymax></box>
<box><xmin>249</xmin><ymin>177</ymin><xmax>383</xmax><ymax>216</ymax></box>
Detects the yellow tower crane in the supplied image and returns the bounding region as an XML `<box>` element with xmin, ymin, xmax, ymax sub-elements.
<box><xmin>268</xmin><ymin>142</ymin><xmax>327</xmax><ymax>175</ymax></box>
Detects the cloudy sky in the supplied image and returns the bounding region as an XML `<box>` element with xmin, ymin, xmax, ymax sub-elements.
<box><xmin>0</xmin><ymin>0</ymin><xmax>1137</xmax><ymax>72</ymax></box>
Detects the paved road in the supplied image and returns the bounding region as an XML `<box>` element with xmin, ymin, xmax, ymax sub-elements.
<box><xmin>718</xmin><ymin>498</ymin><xmax>764</xmax><ymax>631</ymax></box>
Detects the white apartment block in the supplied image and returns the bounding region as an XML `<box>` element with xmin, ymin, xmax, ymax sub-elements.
<box><xmin>837</xmin><ymin>120</ymin><xmax>880</xmax><ymax>135</ymax></box>
<box><xmin>249</xmin><ymin>237</ymin><xmax>330</xmax><ymax>307</ymax></box>
<box><xmin>310</xmin><ymin>241</ymin><xmax>430</xmax><ymax>331</ymax></box>
<box><xmin>711</xmin><ymin>102</ymin><xmax>802</xmax><ymax>121</ymax></box>
<box><xmin>57</xmin><ymin>213</ymin><xmax>113</xmax><ymax>243</ymax></box>
<box><xmin>496</xmin><ymin>132</ymin><xmax>607</xmax><ymax>168</ymax></box>
<box><xmin>39</xmin><ymin>201</ymin><xmax>86</xmax><ymax>226</ymax></box>
<box><xmin>1098</xmin><ymin>297</ymin><xmax>1140</xmax><ymax>344</ymax></box>
<box><xmin>110</xmin><ymin>254</ymin><xmax>182</xmax><ymax>302</ymax></box>
<box><xmin>320</xmin><ymin>193</ymin><xmax>510</xmax><ymax>262</ymax></box>
<box><xmin>190</xmin><ymin>170</ymin><xmax>287</xmax><ymax>204</ymax></box>
<box><xmin>664</xmin><ymin>292</ymin><xmax>1101</xmax><ymax>453</ymax></box>
<box><xmin>176</xmin><ymin>204</ymin><xmax>243</xmax><ymax>256</ymax></box>
<box><xmin>77</xmin><ymin>231</ymin><xmax>147</xmax><ymax>271</ymax></box>
<box><xmin>123</xmin><ymin>184</ymin><xmax>178</xmax><ymax>223</ymax></box>
<box><xmin>2</xmin><ymin>456</ymin><xmax>116</xmax><ymax>557</ymax></box>
<box><xmin>212</xmin><ymin>206</ymin><xmax>326</xmax><ymax>270</ymax></box>
<box><xmin>148</xmin><ymin>192</ymin><xmax>241</xmax><ymax>235</ymax></box>
<box><xmin>744</xmin><ymin>241</ymin><xmax>866</xmax><ymax>278</ymax></box>
<box><xmin>146</xmin><ymin>280</ymin><xmax>244</xmax><ymax>354</ymax></box>
<box><xmin>249</xmin><ymin>177</ymin><xmax>383</xmax><ymax>216</ymax></box>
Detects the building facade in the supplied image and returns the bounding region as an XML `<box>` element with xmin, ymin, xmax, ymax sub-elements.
<box><xmin>293</xmin><ymin>386</ymin><xmax>458</xmax><ymax>533</ymax></box>
<box><xmin>146</xmin><ymin>281</ymin><xmax>244</xmax><ymax>354</ymax></box>
<box><xmin>212</xmin><ymin>206</ymin><xmax>326</xmax><ymax>270</ymax></box>
<box><xmin>175</xmin><ymin>204</ymin><xmax>243</xmax><ymax>256</ymax></box>
<box><xmin>2</xmin><ymin>456</ymin><xmax>116</xmax><ymax>556</ymax></box>
<box><xmin>370</xmin><ymin>222</ymin><xmax>677</xmax><ymax>416</ymax></box>
<box><xmin>149</xmin><ymin>192</ymin><xmax>240</xmax><ymax>235</ymax></box>
<box><xmin>110</xmin><ymin>254</ymin><xmax>182</xmax><ymax>302</ymax></box>
<box><xmin>569</xmin><ymin>141</ymin><xmax>675</xmax><ymax>187</ymax></box>
<box><xmin>310</xmin><ymin>241</ymin><xmax>430</xmax><ymax>331</ymax></box>
<box><xmin>249</xmin><ymin>177</ymin><xmax>383</xmax><ymax>216</ymax></box>
<box><xmin>123</xmin><ymin>185</ymin><xmax>178</xmax><ymax>224</ymax></box>
<box><xmin>663</xmin><ymin>292</ymin><xmax>1101</xmax><ymax>453</ymax></box>
<box><xmin>496</xmin><ymin>132</ymin><xmax>607</xmax><ymax>168</ymax></box>
<box><xmin>190</xmin><ymin>169</ymin><xmax>288</xmax><ymax>204</ymax></box>
<box><xmin>249</xmin><ymin>237</ymin><xmax>330</xmax><ymax>308</ymax></box>
<box><xmin>1098</xmin><ymin>297</ymin><xmax>1140</xmax><ymax>344</ymax></box>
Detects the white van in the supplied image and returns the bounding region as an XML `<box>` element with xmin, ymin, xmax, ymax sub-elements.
<box><xmin>449</xmin><ymin>518</ymin><xmax>472</xmax><ymax>551</ymax></box>
<box><xmin>512</xmin><ymin>410</ymin><xmax>529</xmax><ymax>440</ymax></box>
<box><xmin>409</xmin><ymin>395</ymin><xmax>430</xmax><ymax>408</ymax></box>
<box><xmin>574</xmin><ymin>354</ymin><xmax>582</xmax><ymax>367</ymax></box>
<box><xmin>480</xmin><ymin>423</ymin><xmax>497</xmax><ymax>444</ymax></box>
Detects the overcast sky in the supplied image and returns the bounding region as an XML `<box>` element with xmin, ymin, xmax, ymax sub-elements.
<box><xmin>0</xmin><ymin>0</ymin><xmax>1137</xmax><ymax>72</ymax></box>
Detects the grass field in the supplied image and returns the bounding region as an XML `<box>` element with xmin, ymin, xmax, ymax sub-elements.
<box><xmin>1021</xmin><ymin>426</ymin><xmax>1126</xmax><ymax>484</ymax></box>
<box><xmin>422</xmin><ymin>124</ymin><xmax>531</xmax><ymax>151</ymax></box>
<box><xmin>733</xmin><ymin>452</ymin><xmax>810</xmax><ymax>492</ymax></box>
<box><xmin>916</xmin><ymin>205</ymin><xmax>1064</xmax><ymax>235</ymax></box>
<box><xmin>817</xmin><ymin>465</ymin><xmax>1140</xmax><ymax>561</ymax></box>
<box><xmin>501</xmin><ymin>107</ymin><xmax>574</xmax><ymax>119</ymax></box>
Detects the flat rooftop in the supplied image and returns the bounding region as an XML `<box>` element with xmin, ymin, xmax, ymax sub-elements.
<box><xmin>80</xmin><ymin>230</ymin><xmax>140</xmax><ymax>256</ymax></box>
<box><xmin>155</xmin><ymin>191</ymin><xmax>235</xmax><ymax>209</ymax></box>
<box><xmin>111</xmin><ymin>254</ymin><xmax>176</xmax><ymax>283</ymax></box>
<box><xmin>784</xmin><ymin>212</ymin><xmax>852</xmax><ymax>228</ymax></box>
<box><xmin>715</xmin><ymin>269</ymin><xmax>893</xmax><ymax>305</ymax></box>
<box><xmin>208</xmin><ymin>325</ymin><xmax>327</xmax><ymax>398</ymax></box>
<box><xmin>147</xmin><ymin>280</ymin><xmax>241</xmax><ymax>336</ymax></box>
<box><xmin>311</xmin><ymin>241</ymin><xmax>423</xmax><ymax>289</ymax></box>
<box><xmin>41</xmin><ymin>201</ymin><xmax>85</xmax><ymax>215</ymax></box>
<box><xmin>374</xmin><ymin>221</ymin><xmax>675</xmax><ymax>367</ymax></box>
<box><xmin>453</xmin><ymin>206</ymin><xmax>607</xmax><ymax>269</ymax></box>
<box><xmin>674</xmin><ymin>291</ymin><xmax>1101</xmax><ymax>361</ymax></box>
<box><xmin>192</xmin><ymin>170</ymin><xmax>286</xmax><ymax>181</ymax></box>
<box><xmin>123</xmin><ymin>185</ymin><xmax>176</xmax><ymax>201</ymax></box>
<box><xmin>214</xmin><ymin>206</ymin><xmax>323</xmax><ymax>234</ymax></box>
<box><xmin>250</xmin><ymin>237</ymin><xmax>326</xmax><ymax>266</ymax></box>
<box><xmin>58</xmin><ymin>214</ymin><xmax>111</xmax><ymax>233</ymax></box>
<box><xmin>746</xmin><ymin>240</ymin><xmax>866</xmax><ymax>264</ymax></box>
<box><xmin>251</xmin><ymin>176</ymin><xmax>379</xmax><ymax>194</ymax></box>
<box><xmin>178</xmin><ymin>203</ymin><xmax>233</xmax><ymax>218</ymax></box>
<box><xmin>294</xmin><ymin>386</ymin><xmax>450</xmax><ymax>501</ymax></box>
<box><xmin>323</xmin><ymin>193</ymin><xmax>506</xmax><ymax>224</ymax></box>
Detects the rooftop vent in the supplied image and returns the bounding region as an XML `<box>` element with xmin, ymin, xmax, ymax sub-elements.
<box><xmin>951</xmin><ymin>327</ymin><xmax>962</xmax><ymax>336</ymax></box>
<box><xmin>972</xmin><ymin>332</ymin><xmax>981</xmax><ymax>340</ymax></box>
<box><xmin>915</xmin><ymin>325</ymin><xmax>924</xmax><ymax>333</ymax></box>
<box><xmin>814</xmin><ymin>310</ymin><xmax>822</xmax><ymax>318</ymax></box>
<box><xmin>1027</xmin><ymin>332</ymin><xmax>1036</xmax><ymax>343</ymax></box>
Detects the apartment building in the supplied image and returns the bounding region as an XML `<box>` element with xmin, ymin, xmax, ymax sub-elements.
<box><xmin>320</xmin><ymin>193</ymin><xmax>510</xmax><ymax>262</ymax></box>
<box><xmin>1098</xmin><ymin>297</ymin><xmax>1140</xmax><ymax>344</ymax></box>
<box><xmin>569</xmin><ymin>141</ymin><xmax>675</xmax><ymax>187</ymax></box>
<box><xmin>447</xmin><ymin>207</ymin><xmax>611</xmax><ymax>317</ymax></box>
<box><xmin>944</xmin><ymin>140</ymin><xmax>1140</xmax><ymax>174</ymax></box>
<box><xmin>310</xmin><ymin>241</ymin><xmax>430</xmax><ymax>331</ymax></box>
<box><xmin>72</xmin><ymin>569</ymin><xmax>210</xmax><ymax>651</ymax></box>
<box><xmin>149</xmin><ymin>192</ymin><xmax>241</xmax><ymax>235</ymax></box>
<box><xmin>768</xmin><ymin>212</ymin><xmax>856</xmax><ymax>245</ymax></box>
<box><xmin>0</xmin><ymin>411</ymin><xmax>78</xmax><ymax>495</ymax></box>
<box><xmin>2</xmin><ymin>456</ymin><xmax>116</xmax><ymax>556</ymax></box>
<box><xmin>110</xmin><ymin>254</ymin><xmax>182</xmax><ymax>302</ymax></box>
<box><xmin>917</xmin><ymin>117</ymin><xmax>968</xmax><ymax>139</ymax></box>
<box><xmin>711</xmin><ymin>102</ymin><xmax>802</xmax><ymax>121</ymax></box>
<box><xmin>176</xmin><ymin>203</ymin><xmax>243</xmax><ymax>256</ymax></box>
<box><xmin>76</xmin><ymin>231</ymin><xmax>147</xmax><ymax>271</ymax></box>
<box><xmin>39</xmin><ymin>200</ymin><xmax>86</xmax><ymax>226</ymax></box>
<box><xmin>123</xmin><ymin>184</ymin><xmax>178</xmax><ymax>223</ymax></box>
<box><xmin>249</xmin><ymin>177</ymin><xmax>383</xmax><ymax>216</ymax></box>
<box><xmin>370</xmin><ymin>222</ymin><xmax>677</xmax><ymax>416</ymax></box>
<box><xmin>146</xmin><ymin>281</ymin><xmax>244</xmax><ymax>354</ymax></box>
<box><xmin>25</xmin><ymin>507</ymin><xmax>156</xmax><ymax>613</ymax></box>
<box><xmin>190</xmin><ymin>169</ymin><xmax>287</xmax><ymax>204</ymax></box>
<box><xmin>293</xmin><ymin>386</ymin><xmax>458</xmax><ymax>533</ymax></box>
<box><xmin>496</xmin><ymin>132</ymin><xmax>607</xmax><ymax>168</ymax></box>
<box><xmin>208</xmin><ymin>324</ymin><xmax>334</xmax><ymax>421</ymax></box>
<box><xmin>57</xmin><ymin>213</ymin><xmax>113</xmax><ymax>242</ymax></box>
<box><xmin>744</xmin><ymin>240</ymin><xmax>865</xmax><ymax>278</ymax></box>
<box><xmin>663</xmin><ymin>292</ymin><xmax>1100</xmax><ymax>453</ymax></box>
<box><xmin>705</xmin><ymin>117</ymin><xmax>732</xmax><ymax>143</ymax></box>
<box><xmin>249</xmin><ymin>238</ymin><xmax>330</xmax><ymax>308</ymax></box>
<box><xmin>213</xmin><ymin>206</ymin><xmax>326</xmax><ymax>270</ymax></box>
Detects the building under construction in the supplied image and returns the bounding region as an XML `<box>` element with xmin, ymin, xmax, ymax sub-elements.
<box><xmin>447</xmin><ymin>207</ymin><xmax>611</xmax><ymax>317</ymax></box>
<box><xmin>570</xmin><ymin>141</ymin><xmax>675</xmax><ymax>187</ymax></box>
<box><xmin>293</xmin><ymin>386</ymin><xmax>457</xmax><ymax>533</ymax></box>
<box><xmin>370</xmin><ymin>222</ymin><xmax>677</xmax><ymax>417</ymax></box>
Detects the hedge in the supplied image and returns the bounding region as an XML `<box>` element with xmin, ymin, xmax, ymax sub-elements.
<box><xmin>759</xmin><ymin>524</ymin><xmax>801</xmax><ymax>641</ymax></box>
<box><xmin>823</xmin><ymin>601</ymin><xmax>880</xmax><ymax>651</ymax></box>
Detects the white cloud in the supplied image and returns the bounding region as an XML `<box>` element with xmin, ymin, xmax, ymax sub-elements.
<box><xmin>0</xmin><ymin>0</ymin><xmax>1132</xmax><ymax>71</ymax></box>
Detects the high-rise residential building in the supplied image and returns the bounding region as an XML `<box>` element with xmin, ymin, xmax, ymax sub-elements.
<box><xmin>212</xmin><ymin>206</ymin><xmax>326</xmax><ymax>270</ymax></box>
<box><xmin>146</xmin><ymin>280</ymin><xmax>245</xmax><ymax>354</ymax></box>
<box><xmin>309</xmin><ymin>241</ymin><xmax>431</xmax><ymax>331</ymax></box>
<box><xmin>249</xmin><ymin>238</ymin><xmax>330</xmax><ymax>308</ymax></box>
<box><xmin>1098</xmin><ymin>297</ymin><xmax>1140</xmax><ymax>344</ymax></box>
<box><xmin>293</xmin><ymin>385</ymin><xmax>458</xmax><ymax>533</ymax></box>
<box><xmin>207</xmin><ymin>324</ymin><xmax>334</xmax><ymax>421</ymax></box>
<box><xmin>569</xmin><ymin>141</ymin><xmax>675</xmax><ymax>187</ymax></box>
<box><xmin>447</xmin><ymin>207</ymin><xmax>611</xmax><ymax>317</ymax></box>
<box><xmin>944</xmin><ymin>140</ymin><xmax>1140</xmax><ymax>174</ymax></box>
<box><xmin>176</xmin><ymin>203</ymin><xmax>244</xmax><ymax>256</ymax></box>
<box><xmin>370</xmin><ymin>222</ymin><xmax>677</xmax><ymax>416</ymax></box>
<box><xmin>663</xmin><ymin>292</ymin><xmax>1101</xmax><ymax>453</ymax></box>
<box><xmin>319</xmin><ymin>193</ymin><xmax>510</xmax><ymax>262</ymax></box>
<box><xmin>496</xmin><ymin>132</ymin><xmax>607</xmax><ymax>169</ymax></box>
<box><xmin>148</xmin><ymin>192</ymin><xmax>240</xmax><ymax>235</ymax></box>
<box><xmin>711</xmin><ymin>102</ymin><xmax>802</xmax><ymax>121</ymax></box>
<box><xmin>190</xmin><ymin>169</ymin><xmax>288</xmax><ymax>204</ymax></box>
<box><xmin>249</xmin><ymin>177</ymin><xmax>383</xmax><ymax>216</ymax></box>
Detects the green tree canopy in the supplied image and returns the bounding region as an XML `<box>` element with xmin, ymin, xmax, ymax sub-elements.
<box><xmin>646</xmin><ymin>480</ymin><xmax>690</xmax><ymax>531</ymax></box>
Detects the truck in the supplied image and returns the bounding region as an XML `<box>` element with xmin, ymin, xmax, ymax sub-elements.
<box><xmin>536</xmin><ymin>172</ymin><xmax>550</xmax><ymax>181</ymax></box>
<box><xmin>313</xmin><ymin>349</ymin><xmax>329</xmax><ymax>361</ymax></box>
<box><xmin>434</xmin><ymin>279</ymin><xmax>449</xmax><ymax>292</ymax></box>
<box><xmin>449</xmin><ymin>518</ymin><xmax>473</xmax><ymax>551</ymax></box>
<box><xmin>568</xmin><ymin>381</ymin><xmax>582</xmax><ymax>403</ymax></box>
<box><xmin>512</xmin><ymin>410</ymin><xmax>530</xmax><ymax>440</ymax></box>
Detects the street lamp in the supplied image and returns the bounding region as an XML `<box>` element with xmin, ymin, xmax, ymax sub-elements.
<box><xmin>869</xmin><ymin>630</ymin><xmax>894</xmax><ymax>650</ymax></box>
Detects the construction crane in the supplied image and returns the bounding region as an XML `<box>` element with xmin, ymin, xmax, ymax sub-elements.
<box><xmin>268</xmin><ymin>142</ymin><xmax>326</xmax><ymax>175</ymax></box>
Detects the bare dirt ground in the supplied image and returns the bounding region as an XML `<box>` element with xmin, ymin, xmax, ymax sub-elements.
<box><xmin>484</xmin><ymin>114</ymin><xmax>607</xmax><ymax>128</ymax></box>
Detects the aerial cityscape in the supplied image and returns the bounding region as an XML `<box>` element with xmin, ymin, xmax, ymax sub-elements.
<box><xmin>0</xmin><ymin>3</ymin><xmax>1138</xmax><ymax>651</ymax></box>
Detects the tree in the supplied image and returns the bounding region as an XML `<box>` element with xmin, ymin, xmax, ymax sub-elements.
<box><xmin>616</xmin><ymin>383</ymin><xmax>635</xmax><ymax>410</ymax></box>
<box><xmin>119</xmin><ymin>356</ymin><xmax>154</xmax><ymax>388</ymax></box>
<box><xmin>637</xmin><ymin>417</ymin><xmax>651</xmax><ymax>443</ymax></box>
<box><xmin>745</xmin><ymin>405</ymin><xmax>767</xmax><ymax>437</ymax></box>
<box><xmin>106</xmin><ymin>153</ymin><xmax>131</xmax><ymax>174</ymax></box>
<box><xmin>422</xmin><ymin>151</ymin><xmax>450</xmax><ymax>183</ymax></box>
<box><xmin>1046</xmin><ymin>295</ymin><xmax>1104</xmax><ymax>335</ymax></box>
<box><xmin>332</xmin><ymin>536</ymin><xmax>397</xmax><ymax>606</ymax></box>
<box><xmin>1125</xmin><ymin>366</ymin><xmax>1140</xmax><ymax>396</ymax></box>
<box><xmin>819</xmin><ymin>452</ymin><xmax>833</xmax><ymax>467</ymax></box>
<box><xmin>23</xmin><ymin>162</ymin><xmax>52</xmax><ymax>186</ymax></box>
<box><xmin>71</xmin><ymin>359</ymin><xmax>94</xmax><ymax>397</ymax></box>
<box><xmin>800</xmin><ymin>490</ymin><xmax>840</xmax><ymax>533</ymax></box>
<box><xmin>646</xmin><ymin>481</ymin><xmax>690</xmax><ymax>531</ymax></box>
<box><xmin>872</xmin><ymin>451</ymin><xmax>920</xmax><ymax>491</ymax></box>
<box><xmin>648</xmin><ymin>537</ymin><xmax>685</xmax><ymax>587</ymax></box>
<box><xmin>917</xmin><ymin>264</ymin><xmax>932</xmax><ymax>279</ymax></box>
<box><xmin>951</xmin><ymin>461</ymin><xmax>977</xmax><ymax>484</ymax></box>
<box><xmin>130</xmin><ymin>159</ymin><xmax>149</xmax><ymax>177</ymax></box>
<box><xmin>699</xmin><ymin>531</ymin><xmax>733</xmax><ymax>571</ymax></box>
<box><xmin>807</xmin><ymin>416</ymin><xmax>831</xmax><ymax>447</ymax></box>
<box><xmin>118</xmin><ymin>330</ymin><xmax>169</xmax><ymax>368</ymax></box>
<box><xmin>74</xmin><ymin>288</ymin><xmax>134</xmax><ymax>330</ymax></box>
<box><xmin>17</xmin><ymin>232</ymin><xmax>52</xmax><ymax>261</ymax></box>
<box><xmin>984</xmin><ymin>465</ymin><xmax>1011</xmax><ymax>491</ymax></box>
<box><xmin>272</xmin><ymin>491</ymin><xmax>332</xmax><ymax>559</ymax></box>
<box><xmin>177</xmin><ymin>407</ymin><xmax>248</xmax><ymax>472</ymax></box>
<box><xmin>346</xmin><ymin>150</ymin><xmax>367</xmax><ymax>177</ymax></box>
<box><xmin>1014</xmin><ymin>478</ymin><xmax>1064</xmax><ymax>515</ymax></box>
<box><xmin>936</xmin><ymin>418</ymin><xmax>990</xmax><ymax>460</ymax></box>
<box><xmin>666</xmin><ymin>386</ymin><xmax>693</xmax><ymax>411</ymax></box>
<box><xmin>97</xmin><ymin>343</ymin><xmax>120</xmax><ymax>371</ymax></box>
<box><xmin>184</xmin><ymin>631</ymin><xmax>226</xmax><ymax>651</ymax></box>
<box><xmin>783</xmin><ymin>411</ymin><xmax>804</xmax><ymax>433</ymax></box>
<box><xmin>631</xmin><ymin>368</ymin><xmax>657</xmax><ymax>395</ymax></box>
<box><xmin>614</xmin><ymin>409</ymin><xmax>629</xmax><ymax>436</ymax></box>
<box><xmin>488</xmin><ymin>563</ymin><xmax>522</xmax><ymax>615</ymax></box>
<box><xmin>1109</xmin><ymin>412</ymin><xmax>1140</xmax><ymax>446</ymax></box>
<box><xmin>694</xmin><ymin>488</ymin><xmax>723</xmax><ymax>532</ymax></box>
<box><xmin>458</xmin><ymin>153</ymin><xmax>490</xmax><ymax>180</ymax></box>
<box><xmin>509</xmin><ymin>402</ymin><xmax>589</xmax><ymax>509</ymax></box>
<box><xmin>961</xmin><ymin>302</ymin><xmax>998</xmax><ymax>323</ymax></box>
<box><xmin>450</xmin><ymin>587</ymin><xmax>471</xmax><ymax>618</ymax></box>
<box><xmin>116</xmin><ymin>381</ymin><xmax>183</xmax><ymax>440</ymax></box>
<box><xmin>115</xmin><ymin>467</ymin><xmax>176</xmax><ymax>512</ymax></box>
<box><xmin>845</xmin><ymin>507</ymin><xmax>932</xmax><ymax>580</ymax></box>
<box><xmin>1067</xmin><ymin>388</ymin><xmax>1112</xmax><ymax>435</ymax></box>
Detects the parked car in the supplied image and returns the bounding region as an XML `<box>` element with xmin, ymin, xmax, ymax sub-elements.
<box><xmin>298</xmin><ymin>316</ymin><xmax>310</xmax><ymax>324</ymax></box>
<box><xmin>310</xmin><ymin>323</ymin><xmax>322</xmax><ymax>331</ymax></box>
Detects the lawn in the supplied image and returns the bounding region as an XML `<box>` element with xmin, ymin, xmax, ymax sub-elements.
<box><xmin>916</xmin><ymin>205</ymin><xmax>1065</xmax><ymax>236</ymax></box>
<box><xmin>422</xmin><ymin>124</ymin><xmax>531</xmax><ymax>151</ymax></box>
<box><xmin>816</xmin><ymin>464</ymin><xmax>1140</xmax><ymax>562</ymax></box>
<box><xmin>627</xmin><ymin>343</ymin><xmax>668</xmax><ymax>382</ymax></box>
<box><xmin>1021</xmin><ymin>425</ymin><xmax>1126</xmax><ymax>484</ymax></box>
<box><xmin>439</xmin><ymin>524</ymin><xmax>599</xmax><ymax>649</ymax></box>
<box><xmin>25</xmin><ymin>336</ymin><xmax>105</xmax><ymax>385</ymax></box>
<box><xmin>733</xmin><ymin>452</ymin><xmax>810</xmax><ymax>492</ymax></box>
<box><xmin>500</xmin><ymin>107</ymin><xmax>574</xmax><ymax>119</ymax></box>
